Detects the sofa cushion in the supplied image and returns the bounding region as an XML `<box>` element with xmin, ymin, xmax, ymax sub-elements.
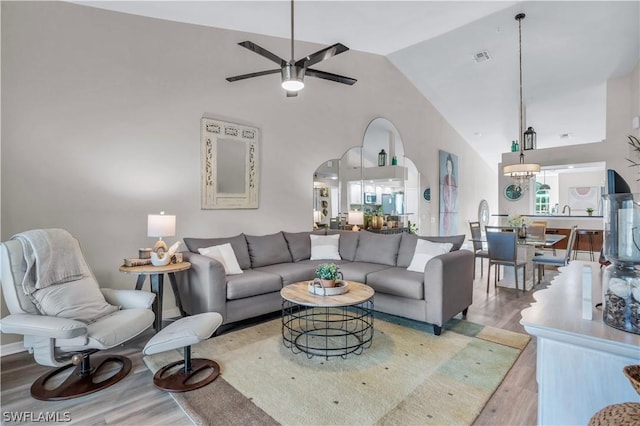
<box><xmin>338</xmin><ymin>262</ymin><xmax>392</xmax><ymax>283</ymax></box>
<box><xmin>366</xmin><ymin>267</ymin><xmax>424</xmax><ymax>300</ymax></box>
<box><xmin>407</xmin><ymin>239</ymin><xmax>453</xmax><ymax>273</ymax></box>
<box><xmin>184</xmin><ymin>234</ymin><xmax>251</xmax><ymax>270</ymax></box>
<box><xmin>254</xmin><ymin>261</ymin><xmax>328</xmax><ymax>286</ymax></box>
<box><xmin>326</xmin><ymin>230</ymin><xmax>360</xmax><ymax>261</ymax></box>
<box><xmin>226</xmin><ymin>270</ymin><xmax>283</xmax><ymax>300</ymax></box>
<box><xmin>245</xmin><ymin>232</ymin><xmax>293</xmax><ymax>268</ymax></box>
<box><xmin>354</xmin><ymin>231</ymin><xmax>402</xmax><ymax>266</ymax></box>
<box><xmin>397</xmin><ymin>233</ymin><xmax>465</xmax><ymax>267</ymax></box>
<box><xmin>310</xmin><ymin>234</ymin><xmax>341</xmax><ymax>260</ymax></box>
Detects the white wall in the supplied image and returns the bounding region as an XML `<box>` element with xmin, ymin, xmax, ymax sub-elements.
<box><xmin>0</xmin><ymin>3</ymin><xmax>496</xmax><ymax>346</ymax></box>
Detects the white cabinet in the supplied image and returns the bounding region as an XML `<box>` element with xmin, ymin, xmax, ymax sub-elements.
<box><xmin>520</xmin><ymin>261</ymin><xmax>640</xmax><ymax>425</ymax></box>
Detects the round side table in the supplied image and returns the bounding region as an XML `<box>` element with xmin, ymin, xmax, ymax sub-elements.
<box><xmin>119</xmin><ymin>262</ymin><xmax>191</xmax><ymax>332</ymax></box>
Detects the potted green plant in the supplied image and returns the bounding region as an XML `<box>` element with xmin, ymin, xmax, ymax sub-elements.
<box><xmin>586</xmin><ymin>207</ymin><xmax>594</xmax><ymax>216</ymax></box>
<box><xmin>315</xmin><ymin>263</ymin><xmax>341</xmax><ymax>288</ymax></box>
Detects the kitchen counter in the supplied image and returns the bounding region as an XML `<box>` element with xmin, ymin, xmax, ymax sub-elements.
<box><xmin>493</xmin><ymin>214</ymin><xmax>603</xmax><ymax>218</ymax></box>
<box><xmin>520</xmin><ymin>261</ymin><xmax>640</xmax><ymax>425</ymax></box>
<box><xmin>492</xmin><ymin>214</ymin><xmax>603</xmax><ymax>230</ymax></box>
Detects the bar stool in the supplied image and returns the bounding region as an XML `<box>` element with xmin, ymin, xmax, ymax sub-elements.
<box><xmin>574</xmin><ymin>230</ymin><xmax>597</xmax><ymax>261</ymax></box>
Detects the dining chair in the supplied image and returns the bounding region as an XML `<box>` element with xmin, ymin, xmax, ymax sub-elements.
<box><xmin>532</xmin><ymin>225</ymin><xmax>578</xmax><ymax>284</ymax></box>
<box><xmin>469</xmin><ymin>221</ymin><xmax>489</xmax><ymax>277</ymax></box>
<box><xmin>527</xmin><ymin>223</ymin><xmax>547</xmax><ymax>256</ymax></box>
<box><xmin>485</xmin><ymin>226</ymin><xmax>528</xmax><ymax>292</ymax></box>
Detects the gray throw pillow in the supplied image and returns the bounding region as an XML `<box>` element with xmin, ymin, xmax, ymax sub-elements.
<box><xmin>283</xmin><ymin>231</ymin><xmax>312</xmax><ymax>262</ymax></box>
<box><xmin>354</xmin><ymin>231</ymin><xmax>402</xmax><ymax>266</ymax></box>
<box><xmin>326</xmin><ymin>230</ymin><xmax>360</xmax><ymax>261</ymax></box>
<box><xmin>245</xmin><ymin>232</ymin><xmax>293</xmax><ymax>268</ymax></box>
<box><xmin>183</xmin><ymin>234</ymin><xmax>251</xmax><ymax>270</ymax></box>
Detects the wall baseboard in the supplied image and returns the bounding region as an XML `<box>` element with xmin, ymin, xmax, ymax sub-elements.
<box><xmin>1</xmin><ymin>308</ymin><xmax>181</xmax><ymax>358</ymax></box>
<box><xmin>1</xmin><ymin>341</ymin><xmax>26</xmax><ymax>356</ymax></box>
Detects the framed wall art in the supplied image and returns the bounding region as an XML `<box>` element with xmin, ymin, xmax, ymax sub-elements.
<box><xmin>439</xmin><ymin>150</ymin><xmax>458</xmax><ymax>235</ymax></box>
<box><xmin>201</xmin><ymin>117</ymin><xmax>260</xmax><ymax>209</ymax></box>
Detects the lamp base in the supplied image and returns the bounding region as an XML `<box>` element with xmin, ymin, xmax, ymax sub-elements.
<box><xmin>153</xmin><ymin>240</ymin><xmax>168</xmax><ymax>253</ymax></box>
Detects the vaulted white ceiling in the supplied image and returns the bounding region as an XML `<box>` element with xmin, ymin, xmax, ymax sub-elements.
<box><xmin>75</xmin><ymin>1</ymin><xmax>640</xmax><ymax>169</ymax></box>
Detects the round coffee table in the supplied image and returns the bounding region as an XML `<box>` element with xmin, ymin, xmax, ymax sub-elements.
<box><xmin>280</xmin><ymin>281</ymin><xmax>374</xmax><ymax>359</ymax></box>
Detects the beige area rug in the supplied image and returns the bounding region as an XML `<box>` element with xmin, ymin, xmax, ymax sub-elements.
<box><xmin>143</xmin><ymin>314</ymin><xmax>530</xmax><ymax>426</ymax></box>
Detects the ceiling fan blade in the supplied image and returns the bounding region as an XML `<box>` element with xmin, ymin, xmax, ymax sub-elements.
<box><xmin>306</xmin><ymin>68</ymin><xmax>357</xmax><ymax>85</ymax></box>
<box><xmin>286</xmin><ymin>91</ymin><xmax>298</xmax><ymax>98</ymax></box>
<box><xmin>238</xmin><ymin>41</ymin><xmax>287</xmax><ymax>67</ymax></box>
<box><xmin>295</xmin><ymin>43</ymin><xmax>349</xmax><ymax>68</ymax></box>
<box><xmin>226</xmin><ymin>69</ymin><xmax>281</xmax><ymax>82</ymax></box>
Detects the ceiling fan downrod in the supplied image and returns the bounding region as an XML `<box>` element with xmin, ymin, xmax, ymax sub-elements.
<box><xmin>282</xmin><ymin>0</ymin><xmax>304</xmax><ymax>92</ymax></box>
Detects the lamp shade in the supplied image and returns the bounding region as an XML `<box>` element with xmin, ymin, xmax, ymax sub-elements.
<box><xmin>348</xmin><ymin>211</ymin><xmax>364</xmax><ymax>226</ymax></box>
<box><xmin>503</xmin><ymin>162</ymin><xmax>540</xmax><ymax>176</ymax></box>
<box><xmin>313</xmin><ymin>210</ymin><xmax>322</xmax><ymax>223</ymax></box>
<box><xmin>147</xmin><ymin>213</ymin><xmax>176</xmax><ymax>238</ymax></box>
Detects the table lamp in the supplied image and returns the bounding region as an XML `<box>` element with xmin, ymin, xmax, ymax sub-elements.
<box><xmin>148</xmin><ymin>211</ymin><xmax>176</xmax><ymax>253</ymax></box>
<box><xmin>348</xmin><ymin>211</ymin><xmax>364</xmax><ymax>232</ymax></box>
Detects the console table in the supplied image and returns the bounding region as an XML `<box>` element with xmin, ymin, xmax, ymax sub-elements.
<box><xmin>520</xmin><ymin>261</ymin><xmax>640</xmax><ymax>425</ymax></box>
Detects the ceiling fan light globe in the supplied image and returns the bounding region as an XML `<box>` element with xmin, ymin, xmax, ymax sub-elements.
<box><xmin>282</xmin><ymin>79</ymin><xmax>304</xmax><ymax>91</ymax></box>
<box><xmin>281</xmin><ymin>64</ymin><xmax>304</xmax><ymax>91</ymax></box>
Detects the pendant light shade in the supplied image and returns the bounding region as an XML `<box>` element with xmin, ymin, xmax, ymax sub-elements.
<box><xmin>503</xmin><ymin>13</ymin><xmax>540</xmax><ymax>190</ymax></box>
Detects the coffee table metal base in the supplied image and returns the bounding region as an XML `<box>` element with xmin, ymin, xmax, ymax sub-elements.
<box><xmin>281</xmin><ymin>301</ymin><xmax>374</xmax><ymax>360</ymax></box>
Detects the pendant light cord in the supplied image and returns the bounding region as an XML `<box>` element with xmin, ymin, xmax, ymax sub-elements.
<box><xmin>516</xmin><ymin>13</ymin><xmax>525</xmax><ymax>162</ymax></box>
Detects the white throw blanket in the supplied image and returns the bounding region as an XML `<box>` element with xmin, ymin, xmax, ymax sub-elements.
<box><xmin>12</xmin><ymin>228</ymin><xmax>91</xmax><ymax>296</ymax></box>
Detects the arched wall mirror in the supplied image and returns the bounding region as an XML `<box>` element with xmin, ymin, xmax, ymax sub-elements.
<box><xmin>313</xmin><ymin>118</ymin><xmax>421</xmax><ymax>233</ymax></box>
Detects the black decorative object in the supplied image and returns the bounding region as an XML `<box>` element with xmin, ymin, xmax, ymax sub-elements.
<box><xmin>523</xmin><ymin>126</ymin><xmax>536</xmax><ymax>150</ymax></box>
<box><xmin>378</xmin><ymin>149</ymin><xmax>387</xmax><ymax>167</ymax></box>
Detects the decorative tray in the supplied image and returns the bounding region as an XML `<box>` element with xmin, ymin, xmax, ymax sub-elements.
<box><xmin>308</xmin><ymin>280</ymin><xmax>349</xmax><ymax>296</ymax></box>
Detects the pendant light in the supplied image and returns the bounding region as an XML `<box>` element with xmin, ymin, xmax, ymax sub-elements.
<box><xmin>503</xmin><ymin>13</ymin><xmax>540</xmax><ymax>190</ymax></box>
<box><xmin>539</xmin><ymin>170</ymin><xmax>551</xmax><ymax>191</ymax></box>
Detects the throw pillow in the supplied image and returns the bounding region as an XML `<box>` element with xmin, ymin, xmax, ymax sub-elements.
<box><xmin>198</xmin><ymin>243</ymin><xmax>243</xmax><ymax>275</ymax></box>
<box><xmin>32</xmin><ymin>277</ymin><xmax>119</xmax><ymax>323</ymax></box>
<box><xmin>310</xmin><ymin>234</ymin><xmax>341</xmax><ymax>260</ymax></box>
<box><xmin>407</xmin><ymin>239</ymin><xmax>453</xmax><ymax>273</ymax></box>
<box><xmin>245</xmin><ymin>232</ymin><xmax>293</xmax><ymax>268</ymax></box>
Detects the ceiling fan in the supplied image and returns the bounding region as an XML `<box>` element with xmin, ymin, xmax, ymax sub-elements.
<box><xmin>226</xmin><ymin>0</ymin><xmax>357</xmax><ymax>97</ymax></box>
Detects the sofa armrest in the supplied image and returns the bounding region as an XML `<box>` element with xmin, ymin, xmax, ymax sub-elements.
<box><xmin>177</xmin><ymin>252</ymin><xmax>228</xmax><ymax>319</ymax></box>
<box><xmin>423</xmin><ymin>249</ymin><xmax>474</xmax><ymax>327</ymax></box>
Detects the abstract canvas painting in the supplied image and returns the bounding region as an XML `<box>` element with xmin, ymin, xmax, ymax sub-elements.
<box><xmin>439</xmin><ymin>150</ymin><xmax>458</xmax><ymax>235</ymax></box>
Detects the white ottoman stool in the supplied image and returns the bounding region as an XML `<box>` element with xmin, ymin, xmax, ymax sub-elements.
<box><xmin>143</xmin><ymin>312</ymin><xmax>223</xmax><ymax>392</ymax></box>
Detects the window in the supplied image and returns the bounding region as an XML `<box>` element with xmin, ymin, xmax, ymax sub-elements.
<box><xmin>535</xmin><ymin>182</ymin><xmax>550</xmax><ymax>214</ymax></box>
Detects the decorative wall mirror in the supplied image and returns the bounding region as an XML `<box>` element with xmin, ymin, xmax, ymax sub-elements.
<box><xmin>201</xmin><ymin>118</ymin><xmax>259</xmax><ymax>209</ymax></box>
<box><xmin>313</xmin><ymin>118</ymin><xmax>421</xmax><ymax>232</ymax></box>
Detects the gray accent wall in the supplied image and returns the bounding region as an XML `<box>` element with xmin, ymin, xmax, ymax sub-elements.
<box><xmin>0</xmin><ymin>2</ymin><xmax>497</xmax><ymax>346</ymax></box>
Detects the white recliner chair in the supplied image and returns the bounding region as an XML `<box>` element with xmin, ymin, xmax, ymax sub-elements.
<box><xmin>0</xmin><ymin>229</ymin><xmax>155</xmax><ymax>400</ymax></box>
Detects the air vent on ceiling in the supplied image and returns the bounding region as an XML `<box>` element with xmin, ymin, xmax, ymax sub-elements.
<box><xmin>473</xmin><ymin>50</ymin><xmax>491</xmax><ymax>63</ymax></box>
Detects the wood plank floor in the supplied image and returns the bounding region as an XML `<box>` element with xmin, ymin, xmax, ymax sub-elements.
<box><xmin>0</xmin><ymin>263</ymin><xmax>556</xmax><ymax>425</ymax></box>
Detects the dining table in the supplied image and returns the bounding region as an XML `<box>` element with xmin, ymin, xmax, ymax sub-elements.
<box><xmin>470</xmin><ymin>233</ymin><xmax>567</xmax><ymax>291</ymax></box>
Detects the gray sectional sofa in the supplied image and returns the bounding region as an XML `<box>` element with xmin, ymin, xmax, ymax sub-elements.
<box><xmin>176</xmin><ymin>230</ymin><xmax>474</xmax><ymax>335</ymax></box>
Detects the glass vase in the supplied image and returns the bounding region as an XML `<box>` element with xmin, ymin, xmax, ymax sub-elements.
<box><xmin>602</xmin><ymin>263</ymin><xmax>640</xmax><ymax>335</ymax></box>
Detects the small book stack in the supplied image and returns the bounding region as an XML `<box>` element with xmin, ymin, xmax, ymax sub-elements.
<box><xmin>123</xmin><ymin>258</ymin><xmax>152</xmax><ymax>267</ymax></box>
